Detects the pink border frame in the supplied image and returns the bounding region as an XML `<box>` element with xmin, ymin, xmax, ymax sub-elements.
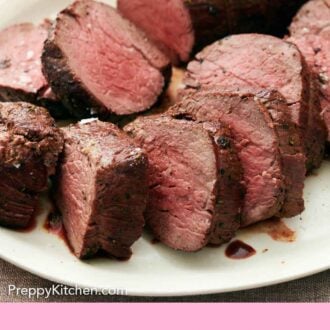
<box><xmin>1</xmin><ymin>304</ymin><xmax>329</xmax><ymax>329</ymax></box>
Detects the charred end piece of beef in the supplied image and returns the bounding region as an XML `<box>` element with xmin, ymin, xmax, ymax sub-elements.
<box><xmin>0</xmin><ymin>102</ymin><xmax>63</xmax><ymax>228</ymax></box>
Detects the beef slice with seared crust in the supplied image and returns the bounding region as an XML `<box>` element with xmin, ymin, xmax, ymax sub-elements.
<box><xmin>42</xmin><ymin>0</ymin><xmax>171</xmax><ymax>119</ymax></box>
<box><xmin>255</xmin><ymin>90</ymin><xmax>306</xmax><ymax>217</ymax></box>
<box><xmin>54</xmin><ymin>119</ymin><xmax>148</xmax><ymax>259</ymax></box>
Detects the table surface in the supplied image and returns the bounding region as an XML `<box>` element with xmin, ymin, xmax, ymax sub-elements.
<box><xmin>0</xmin><ymin>258</ymin><xmax>329</xmax><ymax>302</ymax></box>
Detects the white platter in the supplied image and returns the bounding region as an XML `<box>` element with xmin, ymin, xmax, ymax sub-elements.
<box><xmin>0</xmin><ymin>0</ymin><xmax>329</xmax><ymax>297</ymax></box>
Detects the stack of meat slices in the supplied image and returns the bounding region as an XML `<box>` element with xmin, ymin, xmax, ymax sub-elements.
<box><xmin>169</xmin><ymin>90</ymin><xmax>305</xmax><ymax>225</ymax></box>
<box><xmin>125</xmin><ymin>32</ymin><xmax>326</xmax><ymax>251</ymax></box>
<box><xmin>123</xmin><ymin>88</ymin><xmax>306</xmax><ymax>251</ymax></box>
<box><xmin>182</xmin><ymin>33</ymin><xmax>326</xmax><ymax>172</ymax></box>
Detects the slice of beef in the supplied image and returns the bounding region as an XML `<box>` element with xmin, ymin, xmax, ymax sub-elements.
<box><xmin>125</xmin><ymin>116</ymin><xmax>244</xmax><ymax>251</ymax></box>
<box><xmin>183</xmin><ymin>33</ymin><xmax>325</xmax><ymax>171</ymax></box>
<box><xmin>254</xmin><ymin>90</ymin><xmax>306</xmax><ymax>217</ymax></box>
<box><xmin>54</xmin><ymin>119</ymin><xmax>148</xmax><ymax>259</ymax></box>
<box><xmin>118</xmin><ymin>0</ymin><xmax>307</xmax><ymax>63</ymax></box>
<box><xmin>169</xmin><ymin>91</ymin><xmax>286</xmax><ymax>226</ymax></box>
<box><xmin>42</xmin><ymin>0</ymin><xmax>171</xmax><ymax>119</ymax></box>
<box><xmin>204</xmin><ymin>122</ymin><xmax>244</xmax><ymax>246</ymax></box>
<box><xmin>0</xmin><ymin>22</ymin><xmax>65</xmax><ymax>118</ymax></box>
<box><xmin>288</xmin><ymin>0</ymin><xmax>330</xmax><ymax>143</ymax></box>
<box><xmin>0</xmin><ymin>102</ymin><xmax>63</xmax><ymax>229</ymax></box>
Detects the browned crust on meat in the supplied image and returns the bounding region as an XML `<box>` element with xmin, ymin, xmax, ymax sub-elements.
<box><xmin>183</xmin><ymin>35</ymin><xmax>323</xmax><ymax>171</ymax></box>
<box><xmin>287</xmin><ymin>0</ymin><xmax>328</xmax><ymax>159</ymax></box>
<box><xmin>184</xmin><ymin>0</ymin><xmax>307</xmax><ymax>55</ymax></box>
<box><xmin>0</xmin><ymin>86</ymin><xmax>66</xmax><ymax>119</ymax></box>
<box><xmin>203</xmin><ymin>123</ymin><xmax>244</xmax><ymax>245</ymax></box>
<box><xmin>178</xmin><ymin>87</ymin><xmax>306</xmax><ymax>217</ymax></box>
<box><xmin>0</xmin><ymin>102</ymin><xmax>63</xmax><ymax>175</ymax></box>
<box><xmin>0</xmin><ymin>102</ymin><xmax>64</xmax><ymax>228</ymax></box>
<box><xmin>42</xmin><ymin>29</ymin><xmax>107</xmax><ymax>119</ymax></box>
<box><xmin>42</xmin><ymin>3</ymin><xmax>171</xmax><ymax>120</ymax></box>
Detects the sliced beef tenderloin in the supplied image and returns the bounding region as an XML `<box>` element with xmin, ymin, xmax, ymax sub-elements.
<box><xmin>288</xmin><ymin>0</ymin><xmax>330</xmax><ymax>143</ymax></box>
<box><xmin>183</xmin><ymin>33</ymin><xmax>325</xmax><ymax>171</ymax></box>
<box><xmin>169</xmin><ymin>91</ymin><xmax>286</xmax><ymax>227</ymax></box>
<box><xmin>191</xmin><ymin>87</ymin><xmax>306</xmax><ymax>218</ymax></box>
<box><xmin>42</xmin><ymin>0</ymin><xmax>171</xmax><ymax>119</ymax></box>
<box><xmin>125</xmin><ymin>116</ymin><xmax>243</xmax><ymax>251</ymax></box>
<box><xmin>0</xmin><ymin>22</ymin><xmax>65</xmax><ymax>117</ymax></box>
<box><xmin>55</xmin><ymin>119</ymin><xmax>148</xmax><ymax>259</ymax></box>
<box><xmin>118</xmin><ymin>0</ymin><xmax>307</xmax><ymax>64</ymax></box>
<box><xmin>0</xmin><ymin>102</ymin><xmax>63</xmax><ymax>229</ymax></box>
<box><xmin>255</xmin><ymin>90</ymin><xmax>306</xmax><ymax>217</ymax></box>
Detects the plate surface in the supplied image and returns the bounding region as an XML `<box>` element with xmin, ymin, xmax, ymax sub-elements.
<box><xmin>0</xmin><ymin>0</ymin><xmax>329</xmax><ymax>297</ymax></box>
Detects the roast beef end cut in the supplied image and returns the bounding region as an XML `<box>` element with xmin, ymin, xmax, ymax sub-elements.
<box><xmin>0</xmin><ymin>102</ymin><xmax>63</xmax><ymax>228</ymax></box>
